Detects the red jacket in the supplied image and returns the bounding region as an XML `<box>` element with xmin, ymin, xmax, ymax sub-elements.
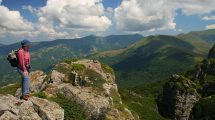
<box><xmin>17</xmin><ymin>48</ymin><xmax>30</xmax><ymax>72</ymax></box>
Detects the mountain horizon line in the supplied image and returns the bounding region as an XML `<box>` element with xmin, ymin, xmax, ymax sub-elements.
<box><xmin>2</xmin><ymin>29</ymin><xmax>215</xmax><ymax>45</ymax></box>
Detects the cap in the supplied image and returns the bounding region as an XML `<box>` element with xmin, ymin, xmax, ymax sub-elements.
<box><xmin>21</xmin><ymin>39</ymin><xmax>30</xmax><ymax>46</ymax></box>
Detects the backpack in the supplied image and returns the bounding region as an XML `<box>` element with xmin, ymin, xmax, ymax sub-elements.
<box><xmin>7</xmin><ymin>49</ymin><xmax>20</xmax><ymax>67</ymax></box>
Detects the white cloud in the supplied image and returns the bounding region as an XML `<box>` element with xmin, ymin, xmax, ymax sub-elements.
<box><xmin>0</xmin><ymin>3</ymin><xmax>36</xmax><ymax>42</ymax></box>
<box><xmin>0</xmin><ymin>6</ymin><xmax>34</xmax><ymax>31</ymax></box>
<box><xmin>22</xmin><ymin>5</ymin><xmax>38</xmax><ymax>14</ymax></box>
<box><xmin>1</xmin><ymin>0</ymin><xmax>215</xmax><ymax>43</ymax></box>
<box><xmin>114</xmin><ymin>0</ymin><xmax>176</xmax><ymax>32</ymax></box>
<box><xmin>206</xmin><ymin>24</ymin><xmax>215</xmax><ymax>29</ymax></box>
<box><xmin>37</xmin><ymin>0</ymin><xmax>112</xmax><ymax>32</ymax></box>
<box><xmin>202</xmin><ymin>16</ymin><xmax>215</xmax><ymax>21</ymax></box>
<box><xmin>38</xmin><ymin>17</ymin><xmax>69</xmax><ymax>39</ymax></box>
<box><xmin>176</xmin><ymin>0</ymin><xmax>215</xmax><ymax>15</ymax></box>
<box><xmin>114</xmin><ymin>0</ymin><xmax>215</xmax><ymax>32</ymax></box>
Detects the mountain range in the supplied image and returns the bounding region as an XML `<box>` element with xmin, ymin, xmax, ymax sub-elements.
<box><xmin>90</xmin><ymin>30</ymin><xmax>212</xmax><ymax>88</ymax></box>
<box><xmin>0</xmin><ymin>34</ymin><xmax>143</xmax><ymax>86</ymax></box>
<box><xmin>0</xmin><ymin>29</ymin><xmax>214</xmax><ymax>87</ymax></box>
<box><xmin>0</xmin><ymin>29</ymin><xmax>215</xmax><ymax>120</ymax></box>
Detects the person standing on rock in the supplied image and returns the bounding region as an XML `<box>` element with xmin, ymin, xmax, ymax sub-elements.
<box><xmin>17</xmin><ymin>40</ymin><xmax>31</xmax><ymax>100</ymax></box>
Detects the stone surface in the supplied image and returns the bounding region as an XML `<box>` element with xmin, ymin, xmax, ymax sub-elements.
<box><xmin>43</xmin><ymin>59</ymin><xmax>135</xmax><ymax>120</ymax></box>
<box><xmin>12</xmin><ymin>59</ymin><xmax>135</xmax><ymax>120</ymax></box>
<box><xmin>157</xmin><ymin>75</ymin><xmax>200</xmax><ymax>120</ymax></box>
<box><xmin>0</xmin><ymin>94</ymin><xmax>64</xmax><ymax>120</ymax></box>
<box><xmin>59</xmin><ymin>84</ymin><xmax>110</xmax><ymax>120</ymax></box>
<box><xmin>50</xmin><ymin>70</ymin><xmax>65</xmax><ymax>84</ymax></box>
<box><xmin>29</xmin><ymin>71</ymin><xmax>47</xmax><ymax>93</ymax></box>
<box><xmin>74</xmin><ymin>59</ymin><xmax>115</xmax><ymax>83</ymax></box>
<box><xmin>30</xmin><ymin>96</ymin><xmax>64</xmax><ymax>120</ymax></box>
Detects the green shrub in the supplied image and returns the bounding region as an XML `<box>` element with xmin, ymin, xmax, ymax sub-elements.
<box><xmin>48</xmin><ymin>93</ymin><xmax>87</xmax><ymax>120</ymax></box>
<box><xmin>54</xmin><ymin>64</ymin><xmax>71</xmax><ymax>74</ymax></box>
<box><xmin>119</xmin><ymin>89</ymin><xmax>168</xmax><ymax>120</ymax></box>
<box><xmin>187</xmin><ymin>88</ymin><xmax>196</xmax><ymax>94</ymax></box>
<box><xmin>111</xmin><ymin>94</ymin><xmax>126</xmax><ymax>111</ymax></box>
<box><xmin>84</xmin><ymin>69</ymin><xmax>106</xmax><ymax>92</ymax></box>
<box><xmin>101</xmin><ymin>63</ymin><xmax>114</xmax><ymax>74</ymax></box>
<box><xmin>0</xmin><ymin>83</ymin><xmax>21</xmax><ymax>95</ymax></box>
<box><xmin>204</xmin><ymin>74</ymin><xmax>215</xmax><ymax>83</ymax></box>
<box><xmin>63</xmin><ymin>58</ymin><xmax>79</xmax><ymax>64</ymax></box>
<box><xmin>190</xmin><ymin>95</ymin><xmax>215</xmax><ymax>120</ymax></box>
<box><xmin>209</xmin><ymin>58</ymin><xmax>215</xmax><ymax>64</ymax></box>
<box><xmin>169</xmin><ymin>81</ymin><xmax>174</xmax><ymax>88</ymax></box>
<box><xmin>175</xmin><ymin>82</ymin><xmax>186</xmax><ymax>92</ymax></box>
<box><xmin>71</xmin><ymin>64</ymin><xmax>86</xmax><ymax>72</ymax></box>
<box><xmin>33</xmin><ymin>92</ymin><xmax>47</xmax><ymax>99</ymax></box>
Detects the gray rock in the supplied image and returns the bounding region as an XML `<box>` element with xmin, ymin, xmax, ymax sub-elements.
<box><xmin>0</xmin><ymin>111</ymin><xmax>18</xmax><ymax>120</ymax></box>
<box><xmin>19</xmin><ymin>100</ymin><xmax>41</xmax><ymax>120</ymax></box>
<box><xmin>59</xmin><ymin>84</ymin><xmax>110</xmax><ymax>120</ymax></box>
<box><xmin>0</xmin><ymin>94</ymin><xmax>64</xmax><ymax>120</ymax></box>
<box><xmin>30</xmin><ymin>97</ymin><xmax>64</xmax><ymax>120</ymax></box>
<box><xmin>50</xmin><ymin>70</ymin><xmax>65</xmax><ymax>84</ymax></box>
<box><xmin>12</xmin><ymin>59</ymin><xmax>134</xmax><ymax>120</ymax></box>
<box><xmin>29</xmin><ymin>71</ymin><xmax>47</xmax><ymax>93</ymax></box>
<box><xmin>158</xmin><ymin>74</ymin><xmax>200</xmax><ymax>120</ymax></box>
<box><xmin>15</xmin><ymin>88</ymin><xmax>21</xmax><ymax>98</ymax></box>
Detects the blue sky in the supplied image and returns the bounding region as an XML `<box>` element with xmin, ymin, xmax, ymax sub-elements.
<box><xmin>0</xmin><ymin>0</ymin><xmax>215</xmax><ymax>44</ymax></box>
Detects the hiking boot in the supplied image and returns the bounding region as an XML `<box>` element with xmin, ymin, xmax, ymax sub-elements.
<box><xmin>20</xmin><ymin>95</ymin><xmax>30</xmax><ymax>101</ymax></box>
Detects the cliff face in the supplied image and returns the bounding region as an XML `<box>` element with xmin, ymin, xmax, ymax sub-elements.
<box><xmin>208</xmin><ymin>45</ymin><xmax>215</xmax><ymax>59</ymax></box>
<box><xmin>158</xmin><ymin>45</ymin><xmax>215</xmax><ymax>120</ymax></box>
<box><xmin>12</xmin><ymin>59</ymin><xmax>135</xmax><ymax>120</ymax></box>
<box><xmin>157</xmin><ymin>75</ymin><xmax>200</xmax><ymax>120</ymax></box>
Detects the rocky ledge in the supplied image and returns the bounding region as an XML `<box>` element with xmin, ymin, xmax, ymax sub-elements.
<box><xmin>0</xmin><ymin>94</ymin><xmax>64</xmax><ymax>120</ymax></box>
<box><xmin>3</xmin><ymin>59</ymin><xmax>135</xmax><ymax>120</ymax></box>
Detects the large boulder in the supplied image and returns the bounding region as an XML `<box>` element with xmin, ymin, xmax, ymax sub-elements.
<box><xmin>157</xmin><ymin>74</ymin><xmax>200</xmax><ymax>120</ymax></box>
<box><xmin>43</xmin><ymin>59</ymin><xmax>135</xmax><ymax>120</ymax></box>
<box><xmin>0</xmin><ymin>94</ymin><xmax>64</xmax><ymax>120</ymax></box>
<box><xmin>59</xmin><ymin>84</ymin><xmax>110</xmax><ymax>119</ymax></box>
<box><xmin>29</xmin><ymin>71</ymin><xmax>47</xmax><ymax>93</ymax></box>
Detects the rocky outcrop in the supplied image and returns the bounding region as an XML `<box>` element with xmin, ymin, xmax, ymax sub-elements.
<box><xmin>158</xmin><ymin>45</ymin><xmax>215</xmax><ymax>120</ymax></box>
<box><xmin>195</xmin><ymin>46</ymin><xmax>215</xmax><ymax>97</ymax></box>
<box><xmin>157</xmin><ymin>75</ymin><xmax>200</xmax><ymax>120</ymax></box>
<box><xmin>14</xmin><ymin>59</ymin><xmax>135</xmax><ymax>120</ymax></box>
<box><xmin>59</xmin><ymin>84</ymin><xmax>110</xmax><ymax>119</ymax></box>
<box><xmin>208</xmin><ymin>44</ymin><xmax>215</xmax><ymax>59</ymax></box>
<box><xmin>0</xmin><ymin>94</ymin><xmax>64</xmax><ymax>120</ymax></box>
<box><xmin>29</xmin><ymin>71</ymin><xmax>47</xmax><ymax>93</ymax></box>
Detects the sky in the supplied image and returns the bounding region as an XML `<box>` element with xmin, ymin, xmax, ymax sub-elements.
<box><xmin>0</xmin><ymin>0</ymin><xmax>215</xmax><ymax>44</ymax></box>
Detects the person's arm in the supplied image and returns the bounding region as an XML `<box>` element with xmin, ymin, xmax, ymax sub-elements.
<box><xmin>28</xmin><ymin>52</ymin><xmax>30</xmax><ymax>65</ymax></box>
<box><xmin>17</xmin><ymin>50</ymin><xmax>28</xmax><ymax>74</ymax></box>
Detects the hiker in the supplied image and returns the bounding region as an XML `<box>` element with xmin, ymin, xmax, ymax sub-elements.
<box><xmin>17</xmin><ymin>40</ymin><xmax>31</xmax><ymax>100</ymax></box>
